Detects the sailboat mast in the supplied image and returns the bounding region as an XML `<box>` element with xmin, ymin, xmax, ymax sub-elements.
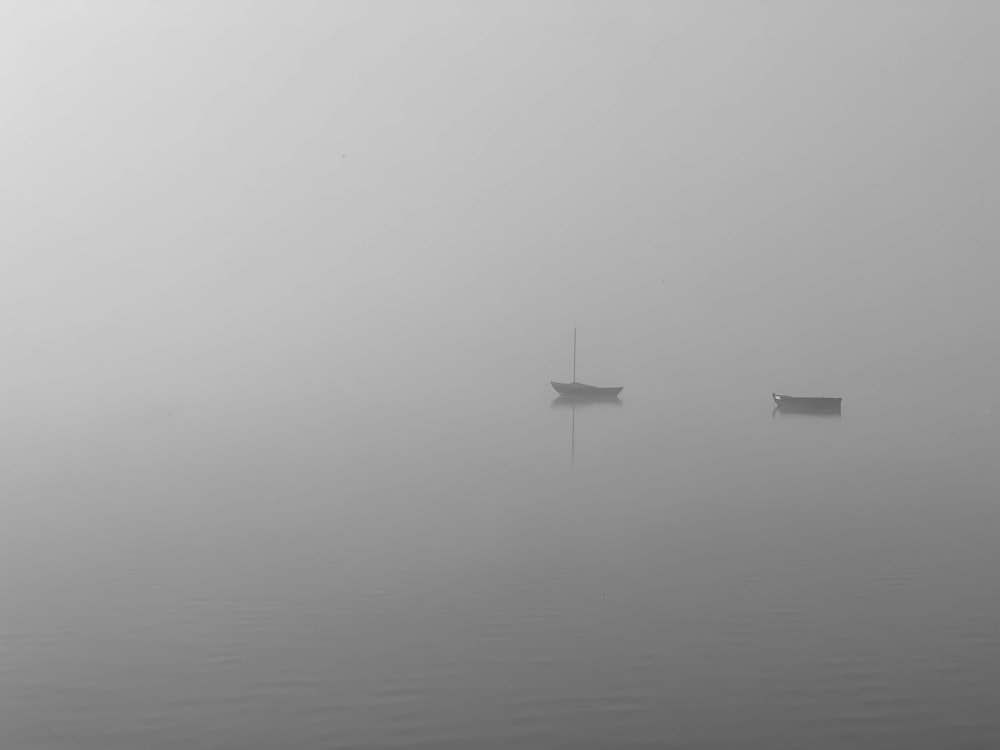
<box><xmin>573</xmin><ymin>326</ymin><xmax>577</xmax><ymax>383</ymax></box>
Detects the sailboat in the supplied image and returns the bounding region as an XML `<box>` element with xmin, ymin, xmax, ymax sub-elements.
<box><xmin>550</xmin><ymin>327</ymin><xmax>623</xmax><ymax>397</ymax></box>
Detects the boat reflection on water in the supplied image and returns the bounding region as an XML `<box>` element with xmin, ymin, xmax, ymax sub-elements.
<box><xmin>551</xmin><ymin>393</ymin><xmax>623</xmax><ymax>466</ymax></box>
<box><xmin>550</xmin><ymin>393</ymin><xmax>624</xmax><ymax>409</ymax></box>
<box><xmin>772</xmin><ymin>407</ymin><xmax>842</xmax><ymax>420</ymax></box>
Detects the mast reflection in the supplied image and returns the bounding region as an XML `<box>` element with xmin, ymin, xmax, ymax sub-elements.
<box><xmin>551</xmin><ymin>393</ymin><xmax>623</xmax><ymax>465</ymax></box>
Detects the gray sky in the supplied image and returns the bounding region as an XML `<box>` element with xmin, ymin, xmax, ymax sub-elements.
<box><xmin>3</xmin><ymin>1</ymin><xmax>998</xmax><ymax>407</ymax></box>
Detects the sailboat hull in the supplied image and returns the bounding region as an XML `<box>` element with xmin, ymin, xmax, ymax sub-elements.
<box><xmin>551</xmin><ymin>381</ymin><xmax>623</xmax><ymax>397</ymax></box>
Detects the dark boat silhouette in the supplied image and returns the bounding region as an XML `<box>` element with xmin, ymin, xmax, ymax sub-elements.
<box><xmin>551</xmin><ymin>382</ymin><xmax>624</xmax><ymax>397</ymax></box>
<box><xmin>551</xmin><ymin>327</ymin><xmax>623</xmax><ymax>397</ymax></box>
<box><xmin>772</xmin><ymin>392</ymin><xmax>842</xmax><ymax>414</ymax></box>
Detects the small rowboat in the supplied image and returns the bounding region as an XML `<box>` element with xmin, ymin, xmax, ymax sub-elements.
<box><xmin>550</xmin><ymin>327</ymin><xmax>622</xmax><ymax>398</ymax></box>
<box><xmin>772</xmin><ymin>392</ymin><xmax>842</xmax><ymax>413</ymax></box>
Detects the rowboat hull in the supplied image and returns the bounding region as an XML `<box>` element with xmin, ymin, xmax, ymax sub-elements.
<box><xmin>551</xmin><ymin>381</ymin><xmax>624</xmax><ymax>397</ymax></box>
<box><xmin>772</xmin><ymin>392</ymin><xmax>842</xmax><ymax>414</ymax></box>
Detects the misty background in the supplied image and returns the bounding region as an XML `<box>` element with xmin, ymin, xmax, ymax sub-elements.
<box><xmin>2</xmin><ymin>2</ymin><xmax>999</xmax><ymax>748</ymax></box>
<box><xmin>4</xmin><ymin>1</ymin><xmax>998</xmax><ymax>407</ymax></box>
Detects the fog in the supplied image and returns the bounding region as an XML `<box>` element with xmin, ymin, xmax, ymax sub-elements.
<box><xmin>3</xmin><ymin>3</ymin><xmax>1000</xmax><ymax>748</ymax></box>
<box><xmin>4</xmin><ymin>2</ymin><xmax>997</xmax><ymax>409</ymax></box>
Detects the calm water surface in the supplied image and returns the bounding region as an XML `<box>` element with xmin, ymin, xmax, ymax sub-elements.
<box><xmin>5</xmin><ymin>1</ymin><xmax>1000</xmax><ymax>746</ymax></box>
<box><xmin>2</xmin><ymin>373</ymin><xmax>999</xmax><ymax>749</ymax></box>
